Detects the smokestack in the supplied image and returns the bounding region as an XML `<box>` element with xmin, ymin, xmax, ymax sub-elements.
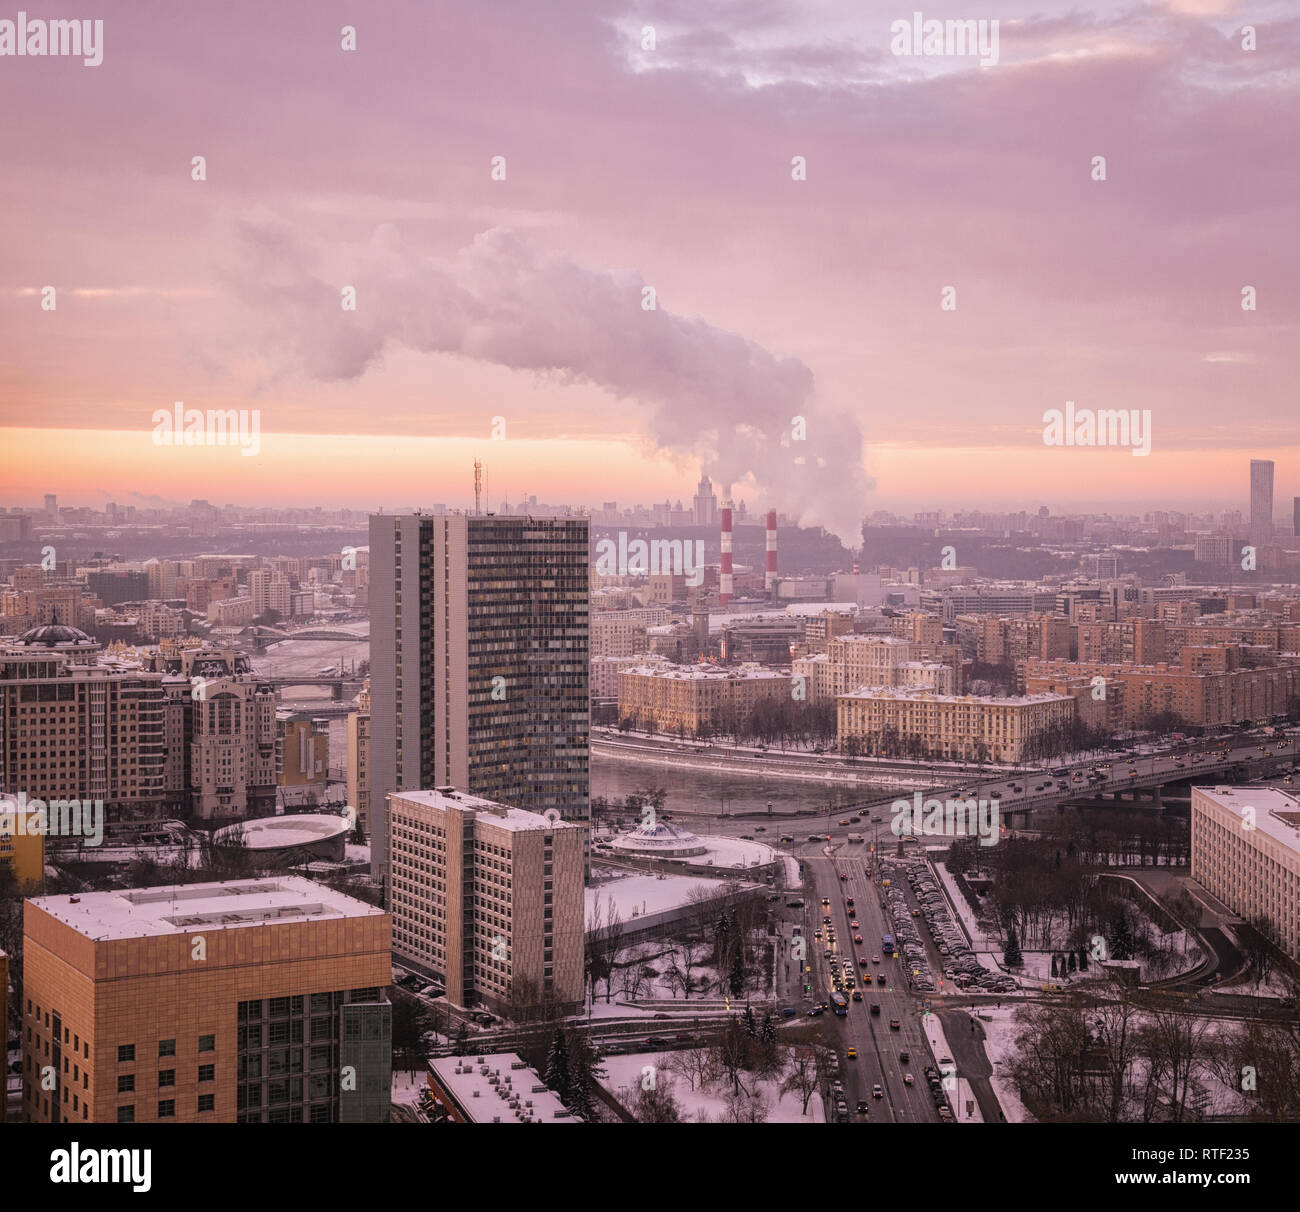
<box><xmin>720</xmin><ymin>487</ymin><xmax>733</xmax><ymax>607</ymax></box>
<box><xmin>765</xmin><ymin>510</ymin><xmax>778</xmax><ymax>593</ymax></box>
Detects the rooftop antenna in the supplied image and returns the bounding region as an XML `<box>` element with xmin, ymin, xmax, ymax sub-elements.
<box><xmin>474</xmin><ymin>460</ymin><xmax>482</xmax><ymax>515</ymax></box>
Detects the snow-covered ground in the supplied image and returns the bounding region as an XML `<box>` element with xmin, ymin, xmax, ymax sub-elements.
<box><xmin>600</xmin><ymin>1050</ymin><xmax>824</xmax><ymax>1123</ymax></box>
<box><xmin>977</xmin><ymin>1006</ymin><xmax>1032</xmax><ymax>1123</ymax></box>
<box><xmin>586</xmin><ymin>870</ymin><xmax>725</xmax><ymax>921</ymax></box>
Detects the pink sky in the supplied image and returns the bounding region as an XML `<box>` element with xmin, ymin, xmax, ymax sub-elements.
<box><xmin>1</xmin><ymin>0</ymin><xmax>1297</xmax><ymax>534</ymax></box>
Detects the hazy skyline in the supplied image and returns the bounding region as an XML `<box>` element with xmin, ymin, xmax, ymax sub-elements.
<box><xmin>3</xmin><ymin>0</ymin><xmax>1298</xmax><ymax>529</ymax></box>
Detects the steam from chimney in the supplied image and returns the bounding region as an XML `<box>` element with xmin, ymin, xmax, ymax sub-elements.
<box><xmin>222</xmin><ymin>218</ymin><xmax>872</xmax><ymax>543</ymax></box>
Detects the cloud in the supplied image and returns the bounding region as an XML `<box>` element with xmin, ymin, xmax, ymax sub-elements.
<box><xmin>223</xmin><ymin>216</ymin><xmax>873</xmax><ymax>542</ymax></box>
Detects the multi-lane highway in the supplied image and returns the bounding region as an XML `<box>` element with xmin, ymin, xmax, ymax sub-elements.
<box><xmin>801</xmin><ymin>846</ymin><xmax>941</xmax><ymax>1122</ymax></box>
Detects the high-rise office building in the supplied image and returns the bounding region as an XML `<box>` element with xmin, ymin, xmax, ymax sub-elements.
<box><xmin>1294</xmin><ymin>496</ymin><xmax>1300</xmax><ymax>539</ymax></box>
<box><xmin>368</xmin><ymin>513</ymin><xmax>589</xmax><ymax>884</ymax></box>
<box><xmin>22</xmin><ymin>877</ymin><xmax>392</xmax><ymax>1124</ymax></box>
<box><xmin>388</xmin><ymin>788</ymin><xmax>585</xmax><ymax>1015</ymax></box>
<box><xmin>1250</xmin><ymin>459</ymin><xmax>1274</xmax><ymax>544</ymax></box>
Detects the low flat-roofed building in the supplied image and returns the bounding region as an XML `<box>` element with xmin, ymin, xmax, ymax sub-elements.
<box><xmin>1192</xmin><ymin>785</ymin><xmax>1300</xmax><ymax>959</ymax></box>
<box><xmin>426</xmin><ymin>1053</ymin><xmax>582</xmax><ymax>1123</ymax></box>
<box><xmin>22</xmin><ymin>876</ymin><xmax>391</xmax><ymax>1124</ymax></box>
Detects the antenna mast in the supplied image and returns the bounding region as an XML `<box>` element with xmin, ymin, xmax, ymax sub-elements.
<box><xmin>474</xmin><ymin>459</ymin><xmax>482</xmax><ymax>515</ymax></box>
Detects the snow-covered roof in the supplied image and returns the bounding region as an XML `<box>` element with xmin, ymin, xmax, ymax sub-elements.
<box><xmin>29</xmin><ymin>875</ymin><xmax>384</xmax><ymax>940</ymax></box>
<box><xmin>428</xmin><ymin>1055</ymin><xmax>579</xmax><ymax>1123</ymax></box>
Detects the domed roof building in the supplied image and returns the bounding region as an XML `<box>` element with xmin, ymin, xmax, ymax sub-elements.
<box><xmin>17</xmin><ymin>624</ymin><xmax>98</xmax><ymax>650</ymax></box>
<box><xmin>609</xmin><ymin>819</ymin><xmax>709</xmax><ymax>858</ymax></box>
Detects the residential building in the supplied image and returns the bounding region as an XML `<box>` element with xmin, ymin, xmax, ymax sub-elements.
<box><xmin>1192</xmin><ymin>786</ymin><xmax>1300</xmax><ymax>960</ymax></box>
<box><xmin>388</xmin><ymin>788</ymin><xmax>585</xmax><ymax>1015</ymax></box>
<box><xmin>617</xmin><ymin>662</ymin><xmax>791</xmax><ymax>733</ymax></box>
<box><xmin>837</xmin><ymin>685</ymin><xmax>1076</xmax><ymax>763</ymax></box>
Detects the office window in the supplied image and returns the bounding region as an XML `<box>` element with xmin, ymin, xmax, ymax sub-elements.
<box><xmin>118</xmin><ymin>1044</ymin><xmax>135</xmax><ymax>1063</ymax></box>
<box><xmin>157</xmin><ymin>1099</ymin><xmax>176</xmax><ymax>1119</ymax></box>
<box><xmin>117</xmin><ymin>1074</ymin><xmax>135</xmax><ymax>1093</ymax></box>
<box><xmin>198</xmin><ymin>1094</ymin><xmax>215</xmax><ymax>1113</ymax></box>
<box><xmin>158</xmin><ymin>1069</ymin><xmax>175</xmax><ymax>1088</ymax></box>
<box><xmin>198</xmin><ymin>1034</ymin><xmax>215</xmax><ymax>1053</ymax></box>
<box><xmin>199</xmin><ymin>1064</ymin><xmax>215</xmax><ymax>1083</ymax></box>
<box><xmin>117</xmin><ymin>1105</ymin><xmax>134</xmax><ymax>1123</ymax></box>
<box><xmin>158</xmin><ymin>1039</ymin><xmax>176</xmax><ymax>1058</ymax></box>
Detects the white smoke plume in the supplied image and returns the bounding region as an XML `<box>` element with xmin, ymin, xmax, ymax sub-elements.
<box><xmin>226</xmin><ymin>216</ymin><xmax>872</xmax><ymax>542</ymax></box>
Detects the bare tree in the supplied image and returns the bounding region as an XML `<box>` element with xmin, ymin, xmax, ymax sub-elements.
<box><xmin>663</xmin><ymin>1046</ymin><xmax>716</xmax><ymax>1093</ymax></box>
<box><xmin>780</xmin><ymin>1044</ymin><xmax>826</xmax><ymax>1115</ymax></box>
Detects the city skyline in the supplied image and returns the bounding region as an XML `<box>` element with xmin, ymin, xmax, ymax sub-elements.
<box><xmin>4</xmin><ymin>1</ymin><xmax>1299</xmax><ymax>530</ymax></box>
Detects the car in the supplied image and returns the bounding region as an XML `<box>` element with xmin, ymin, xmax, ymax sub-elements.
<box><xmin>822</xmin><ymin>897</ymin><xmax>831</xmax><ymax>906</ymax></box>
<box><xmin>652</xmin><ymin>1013</ymin><xmax>671</xmax><ymax>1020</ymax></box>
<box><xmin>912</xmin><ymin>908</ymin><xmax>921</xmax><ymax>917</ymax></box>
<box><xmin>861</xmin><ymin>973</ymin><xmax>871</xmax><ymax>984</ymax></box>
<box><xmin>839</xmin><ymin>819</ymin><xmax>851</xmax><ymax>826</ymax></box>
<box><xmin>899</xmin><ymin>1050</ymin><xmax>910</xmax><ymax>1063</ymax></box>
<box><xmin>890</xmin><ymin>1019</ymin><xmax>901</xmax><ymax>1030</ymax></box>
<box><xmin>856</xmin><ymin>1099</ymin><xmax>869</xmax><ymax>1114</ymax></box>
<box><xmin>852</xmin><ymin>990</ymin><xmax>863</xmax><ymax>1002</ymax></box>
<box><xmin>904</xmin><ymin>1073</ymin><xmax>914</xmax><ymax>1086</ymax></box>
<box><xmin>780</xmin><ymin>1007</ymin><xmax>797</xmax><ymax>1018</ymax></box>
<box><xmin>846</xmin><ymin>897</ymin><xmax>855</xmax><ymax>907</ymax></box>
<box><xmin>646</xmin><ymin>1036</ymin><xmax>669</xmax><ymax>1046</ymax></box>
<box><xmin>808</xmin><ymin>1006</ymin><xmax>824</xmax><ymax>1017</ymax></box>
<box><xmin>872</xmin><ymin>1084</ymin><xmax>884</xmax><ymax>1099</ymax></box>
<box><xmin>850</xmin><ymin>816</ymin><xmax>861</xmax><ymax>823</ymax></box>
<box><xmin>840</xmin><ymin>873</ymin><xmax>848</xmax><ymax>881</ymax></box>
<box><xmin>870</xmin><ymin>1003</ymin><xmax>881</xmax><ymax>1016</ymax></box>
<box><xmin>755</xmin><ymin>826</ymin><xmax>766</xmax><ymax>832</ymax></box>
<box><xmin>850</xmin><ymin>921</ymin><xmax>859</xmax><ymax>929</ymax></box>
<box><xmin>846</xmin><ymin>1047</ymin><xmax>858</xmax><ymax>1059</ymax></box>
<box><xmin>814</xmin><ymin>931</ymin><xmax>823</xmax><ymax>941</ymax></box>
<box><xmin>872</xmin><ymin>955</ymin><xmax>881</xmax><ymax>964</ymax></box>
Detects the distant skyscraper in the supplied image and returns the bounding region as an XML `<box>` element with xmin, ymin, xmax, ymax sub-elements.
<box><xmin>693</xmin><ymin>472</ymin><xmax>718</xmax><ymax>527</ymax></box>
<box><xmin>1294</xmin><ymin>496</ymin><xmax>1300</xmax><ymax>539</ymax></box>
<box><xmin>1250</xmin><ymin>459</ymin><xmax>1274</xmax><ymax>544</ymax></box>
<box><xmin>368</xmin><ymin>513</ymin><xmax>589</xmax><ymax>885</ymax></box>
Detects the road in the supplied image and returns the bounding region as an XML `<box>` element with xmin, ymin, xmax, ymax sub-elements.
<box><xmin>801</xmin><ymin>845</ymin><xmax>940</xmax><ymax>1122</ymax></box>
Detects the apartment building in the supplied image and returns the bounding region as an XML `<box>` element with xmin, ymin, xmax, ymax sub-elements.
<box><xmin>590</xmin><ymin>610</ymin><xmax>650</xmax><ymax>658</ymax></box>
<box><xmin>346</xmin><ymin>701</ymin><xmax>370</xmax><ymax>836</ymax></box>
<box><xmin>368</xmin><ymin>513</ymin><xmax>589</xmax><ymax>885</ymax></box>
<box><xmin>388</xmin><ymin>788</ymin><xmax>585</xmax><ymax>1016</ymax></box>
<box><xmin>0</xmin><ymin>626</ymin><xmax>168</xmax><ymax>823</ymax></box>
<box><xmin>22</xmin><ymin>877</ymin><xmax>392</xmax><ymax>1123</ymax></box>
<box><xmin>1022</xmin><ymin>646</ymin><xmax>1300</xmax><ymax>730</ymax></box>
<box><xmin>1192</xmin><ymin>785</ymin><xmax>1300</xmax><ymax>960</ymax></box>
<box><xmin>837</xmin><ymin>685</ymin><xmax>1076</xmax><ymax>763</ymax></box>
<box><xmin>617</xmin><ymin>662</ymin><xmax>792</xmax><ymax>734</ymax></box>
<box><xmin>793</xmin><ymin>634</ymin><xmax>962</xmax><ymax>704</ymax></box>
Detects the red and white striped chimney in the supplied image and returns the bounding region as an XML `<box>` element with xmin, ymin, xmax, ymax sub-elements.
<box><xmin>719</xmin><ymin>488</ymin><xmax>734</xmax><ymax>606</ymax></box>
<box><xmin>765</xmin><ymin>510</ymin><xmax>778</xmax><ymax>593</ymax></box>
